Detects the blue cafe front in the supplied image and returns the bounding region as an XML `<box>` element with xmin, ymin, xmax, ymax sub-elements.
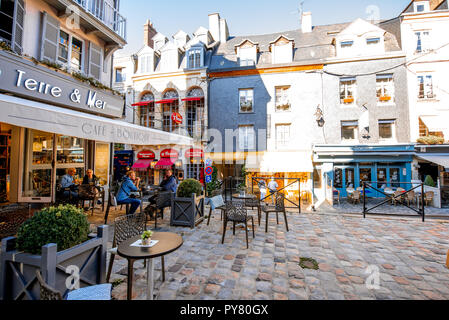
<box><xmin>313</xmin><ymin>144</ymin><xmax>414</xmax><ymax>198</ymax></box>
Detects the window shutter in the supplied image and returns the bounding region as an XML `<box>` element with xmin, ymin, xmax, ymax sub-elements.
<box><xmin>89</xmin><ymin>42</ymin><xmax>103</xmax><ymax>80</ymax></box>
<box><xmin>13</xmin><ymin>0</ymin><xmax>25</xmax><ymax>55</ymax></box>
<box><xmin>40</xmin><ymin>11</ymin><xmax>60</xmax><ymax>62</ymax></box>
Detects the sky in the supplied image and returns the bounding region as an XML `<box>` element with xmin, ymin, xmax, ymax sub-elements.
<box><xmin>118</xmin><ymin>0</ymin><xmax>411</xmax><ymax>55</ymax></box>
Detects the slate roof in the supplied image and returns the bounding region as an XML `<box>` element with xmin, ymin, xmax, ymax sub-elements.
<box><xmin>210</xmin><ymin>21</ymin><xmax>402</xmax><ymax>71</ymax></box>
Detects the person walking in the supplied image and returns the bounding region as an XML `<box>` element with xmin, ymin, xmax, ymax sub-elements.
<box><xmin>268</xmin><ymin>177</ymin><xmax>279</xmax><ymax>205</ymax></box>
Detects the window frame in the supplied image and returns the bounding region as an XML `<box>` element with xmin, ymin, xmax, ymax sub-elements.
<box><xmin>378</xmin><ymin>119</ymin><xmax>396</xmax><ymax>141</ymax></box>
<box><xmin>376</xmin><ymin>74</ymin><xmax>395</xmax><ymax>104</ymax></box>
<box><xmin>341</xmin><ymin>121</ymin><xmax>359</xmax><ymax>142</ymax></box>
<box><xmin>275</xmin><ymin>86</ymin><xmax>291</xmax><ymax>112</ymax></box>
<box><xmin>187</xmin><ymin>48</ymin><xmax>203</xmax><ymax>69</ymax></box>
<box><xmin>115</xmin><ymin>68</ymin><xmax>125</xmax><ymax>83</ymax></box>
<box><xmin>238</xmin><ymin>125</ymin><xmax>256</xmax><ymax>151</ymax></box>
<box><xmin>57</xmin><ymin>28</ymin><xmax>85</xmax><ymax>72</ymax></box>
<box><xmin>417</xmin><ymin>74</ymin><xmax>435</xmax><ymax>99</ymax></box>
<box><xmin>340</xmin><ymin>40</ymin><xmax>354</xmax><ymax>49</ymax></box>
<box><xmin>340</xmin><ymin>77</ymin><xmax>357</xmax><ymax>105</ymax></box>
<box><xmin>366</xmin><ymin>37</ymin><xmax>381</xmax><ymax>45</ymax></box>
<box><xmin>239</xmin><ymin>88</ymin><xmax>254</xmax><ymax>113</ymax></box>
<box><xmin>275</xmin><ymin>124</ymin><xmax>291</xmax><ymax>150</ymax></box>
<box><xmin>415</xmin><ymin>30</ymin><xmax>431</xmax><ymax>53</ymax></box>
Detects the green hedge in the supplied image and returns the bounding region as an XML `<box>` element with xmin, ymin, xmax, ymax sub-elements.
<box><xmin>177</xmin><ymin>179</ymin><xmax>203</xmax><ymax>198</ymax></box>
<box><xmin>16</xmin><ymin>205</ymin><xmax>90</xmax><ymax>255</ymax></box>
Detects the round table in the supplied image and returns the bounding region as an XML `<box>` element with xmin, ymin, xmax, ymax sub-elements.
<box><xmin>117</xmin><ymin>232</ymin><xmax>183</xmax><ymax>300</ymax></box>
<box><xmin>232</xmin><ymin>193</ymin><xmax>257</xmax><ymax>200</ymax></box>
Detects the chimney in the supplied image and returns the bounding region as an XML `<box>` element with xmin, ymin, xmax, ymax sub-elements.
<box><xmin>208</xmin><ymin>13</ymin><xmax>221</xmax><ymax>42</ymax></box>
<box><xmin>301</xmin><ymin>12</ymin><xmax>312</xmax><ymax>33</ymax></box>
<box><xmin>144</xmin><ymin>20</ymin><xmax>157</xmax><ymax>48</ymax></box>
<box><xmin>219</xmin><ymin>18</ymin><xmax>229</xmax><ymax>43</ymax></box>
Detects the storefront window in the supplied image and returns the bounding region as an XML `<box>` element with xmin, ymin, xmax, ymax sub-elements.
<box><xmin>360</xmin><ymin>168</ymin><xmax>372</xmax><ymax>186</ymax></box>
<box><xmin>378</xmin><ymin>168</ymin><xmax>387</xmax><ymax>189</ymax></box>
<box><xmin>22</xmin><ymin>130</ymin><xmax>53</xmax><ymax>198</ymax></box>
<box><xmin>390</xmin><ymin>168</ymin><xmax>400</xmax><ymax>187</ymax></box>
<box><xmin>57</xmin><ymin>136</ymin><xmax>84</xmax><ymax>164</ymax></box>
<box><xmin>95</xmin><ymin>143</ymin><xmax>110</xmax><ymax>186</ymax></box>
<box><xmin>334</xmin><ymin>168</ymin><xmax>343</xmax><ymax>189</ymax></box>
<box><xmin>345</xmin><ymin>168</ymin><xmax>355</xmax><ymax>188</ymax></box>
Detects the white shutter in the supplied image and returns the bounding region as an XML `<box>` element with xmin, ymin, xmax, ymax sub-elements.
<box><xmin>13</xmin><ymin>0</ymin><xmax>25</xmax><ymax>55</ymax></box>
<box><xmin>40</xmin><ymin>11</ymin><xmax>60</xmax><ymax>62</ymax></box>
<box><xmin>89</xmin><ymin>42</ymin><xmax>103</xmax><ymax>80</ymax></box>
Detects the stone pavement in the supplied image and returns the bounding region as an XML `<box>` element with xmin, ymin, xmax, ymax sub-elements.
<box><xmin>93</xmin><ymin>207</ymin><xmax>449</xmax><ymax>301</ymax></box>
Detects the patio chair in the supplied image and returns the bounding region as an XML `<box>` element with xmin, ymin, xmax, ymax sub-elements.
<box><xmin>78</xmin><ymin>184</ymin><xmax>98</xmax><ymax>216</ymax></box>
<box><xmin>261</xmin><ymin>193</ymin><xmax>289</xmax><ymax>233</ymax></box>
<box><xmin>425</xmin><ymin>191</ymin><xmax>435</xmax><ymax>207</ymax></box>
<box><xmin>145</xmin><ymin>191</ymin><xmax>173</xmax><ymax>229</ymax></box>
<box><xmin>36</xmin><ymin>270</ymin><xmax>112</xmax><ymax>300</ymax></box>
<box><xmin>333</xmin><ymin>188</ymin><xmax>341</xmax><ymax>205</ymax></box>
<box><xmin>405</xmin><ymin>190</ymin><xmax>416</xmax><ymax>206</ymax></box>
<box><xmin>392</xmin><ymin>191</ymin><xmax>404</xmax><ymax>206</ymax></box>
<box><xmin>350</xmin><ymin>190</ymin><xmax>361</xmax><ymax>205</ymax></box>
<box><xmin>243</xmin><ymin>191</ymin><xmax>262</xmax><ymax>226</ymax></box>
<box><xmin>106</xmin><ymin>213</ymin><xmax>165</xmax><ymax>283</ymax></box>
<box><xmin>221</xmin><ymin>202</ymin><xmax>255</xmax><ymax>249</ymax></box>
<box><xmin>207</xmin><ymin>194</ymin><xmax>228</xmax><ymax>226</ymax></box>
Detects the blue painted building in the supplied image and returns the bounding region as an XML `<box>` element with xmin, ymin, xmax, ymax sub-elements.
<box><xmin>313</xmin><ymin>144</ymin><xmax>415</xmax><ymax>201</ymax></box>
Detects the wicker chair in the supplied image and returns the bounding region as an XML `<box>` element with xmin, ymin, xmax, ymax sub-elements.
<box><xmin>106</xmin><ymin>213</ymin><xmax>165</xmax><ymax>283</ymax></box>
<box><xmin>333</xmin><ymin>188</ymin><xmax>341</xmax><ymax>205</ymax></box>
<box><xmin>351</xmin><ymin>190</ymin><xmax>361</xmax><ymax>205</ymax></box>
<box><xmin>425</xmin><ymin>191</ymin><xmax>435</xmax><ymax>207</ymax></box>
<box><xmin>36</xmin><ymin>270</ymin><xmax>112</xmax><ymax>300</ymax></box>
<box><xmin>392</xmin><ymin>191</ymin><xmax>404</xmax><ymax>206</ymax></box>
<box><xmin>405</xmin><ymin>191</ymin><xmax>416</xmax><ymax>206</ymax></box>
<box><xmin>222</xmin><ymin>202</ymin><xmax>255</xmax><ymax>249</ymax></box>
<box><xmin>261</xmin><ymin>193</ymin><xmax>289</xmax><ymax>233</ymax></box>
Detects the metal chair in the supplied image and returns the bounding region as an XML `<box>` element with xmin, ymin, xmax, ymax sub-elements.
<box><xmin>261</xmin><ymin>193</ymin><xmax>289</xmax><ymax>233</ymax></box>
<box><xmin>243</xmin><ymin>191</ymin><xmax>262</xmax><ymax>226</ymax></box>
<box><xmin>36</xmin><ymin>270</ymin><xmax>112</xmax><ymax>300</ymax></box>
<box><xmin>221</xmin><ymin>202</ymin><xmax>255</xmax><ymax>249</ymax></box>
<box><xmin>207</xmin><ymin>194</ymin><xmax>228</xmax><ymax>226</ymax></box>
<box><xmin>106</xmin><ymin>213</ymin><xmax>165</xmax><ymax>283</ymax></box>
<box><xmin>145</xmin><ymin>191</ymin><xmax>172</xmax><ymax>229</ymax></box>
<box><xmin>78</xmin><ymin>184</ymin><xmax>98</xmax><ymax>216</ymax></box>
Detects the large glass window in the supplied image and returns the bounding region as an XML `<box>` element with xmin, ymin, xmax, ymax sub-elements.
<box><xmin>58</xmin><ymin>30</ymin><xmax>69</xmax><ymax>63</ymax></box>
<box><xmin>139</xmin><ymin>93</ymin><xmax>155</xmax><ymax>128</ymax></box>
<box><xmin>58</xmin><ymin>30</ymin><xmax>84</xmax><ymax>71</ymax></box>
<box><xmin>334</xmin><ymin>168</ymin><xmax>343</xmax><ymax>189</ymax></box>
<box><xmin>162</xmin><ymin>90</ymin><xmax>179</xmax><ymax>133</ymax></box>
<box><xmin>94</xmin><ymin>143</ymin><xmax>110</xmax><ymax>186</ymax></box>
<box><xmin>187</xmin><ymin>49</ymin><xmax>202</xmax><ymax>69</ymax></box>
<box><xmin>276</xmin><ymin>124</ymin><xmax>291</xmax><ymax>149</ymax></box>
<box><xmin>390</xmin><ymin>168</ymin><xmax>400</xmax><ymax>187</ymax></box>
<box><xmin>377</xmin><ymin>168</ymin><xmax>387</xmax><ymax>189</ymax></box>
<box><xmin>345</xmin><ymin>168</ymin><xmax>355</xmax><ymax>188</ymax></box>
<box><xmin>22</xmin><ymin>130</ymin><xmax>54</xmax><ymax>198</ymax></box>
<box><xmin>340</xmin><ymin>77</ymin><xmax>356</xmax><ymax>105</ymax></box>
<box><xmin>239</xmin><ymin>89</ymin><xmax>254</xmax><ymax>113</ymax></box>
<box><xmin>360</xmin><ymin>168</ymin><xmax>372</xmax><ymax>186</ymax></box>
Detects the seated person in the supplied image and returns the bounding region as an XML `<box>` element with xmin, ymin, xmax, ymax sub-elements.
<box><xmin>116</xmin><ymin>171</ymin><xmax>141</xmax><ymax>216</ymax></box>
<box><xmin>60</xmin><ymin>168</ymin><xmax>79</xmax><ymax>201</ymax></box>
<box><xmin>83</xmin><ymin>169</ymin><xmax>99</xmax><ymax>185</ymax></box>
<box><xmin>159</xmin><ymin>169</ymin><xmax>178</xmax><ymax>193</ymax></box>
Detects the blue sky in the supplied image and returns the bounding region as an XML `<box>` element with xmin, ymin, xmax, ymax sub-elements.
<box><xmin>118</xmin><ymin>0</ymin><xmax>411</xmax><ymax>55</ymax></box>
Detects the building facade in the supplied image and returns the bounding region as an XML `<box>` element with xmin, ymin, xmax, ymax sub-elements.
<box><xmin>113</xmin><ymin>15</ymin><xmax>228</xmax><ymax>186</ymax></box>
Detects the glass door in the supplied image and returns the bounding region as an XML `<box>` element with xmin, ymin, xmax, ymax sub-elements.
<box><xmin>334</xmin><ymin>166</ymin><xmax>356</xmax><ymax>197</ymax></box>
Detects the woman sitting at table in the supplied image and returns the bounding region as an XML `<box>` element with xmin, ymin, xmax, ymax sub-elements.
<box><xmin>116</xmin><ymin>171</ymin><xmax>141</xmax><ymax>215</ymax></box>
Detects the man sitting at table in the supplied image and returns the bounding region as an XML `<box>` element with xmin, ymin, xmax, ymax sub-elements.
<box><xmin>160</xmin><ymin>169</ymin><xmax>178</xmax><ymax>193</ymax></box>
<box><xmin>60</xmin><ymin>168</ymin><xmax>79</xmax><ymax>202</ymax></box>
<box><xmin>116</xmin><ymin>171</ymin><xmax>141</xmax><ymax>216</ymax></box>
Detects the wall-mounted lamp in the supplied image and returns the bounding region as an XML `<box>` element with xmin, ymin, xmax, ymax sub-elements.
<box><xmin>315</xmin><ymin>105</ymin><xmax>325</xmax><ymax>128</ymax></box>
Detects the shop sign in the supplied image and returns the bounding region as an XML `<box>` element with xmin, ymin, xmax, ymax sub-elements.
<box><xmin>171</xmin><ymin>112</ymin><xmax>183</xmax><ymax>125</ymax></box>
<box><xmin>137</xmin><ymin>150</ymin><xmax>156</xmax><ymax>160</ymax></box>
<box><xmin>0</xmin><ymin>51</ymin><xmax>124</xmax><ymax>118</ymax></box>
<box><xmin>185</xmin><ymin>148</ymin><xmax>204</xmax><ymax>158</ymax></box>
<box><xmin>161</xmin><ymin>149</ymin><xmax>179</xmax><ymax>159</ymax></box>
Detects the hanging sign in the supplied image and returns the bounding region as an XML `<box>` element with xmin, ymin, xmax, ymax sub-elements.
<box><xmin>160</xmin><ymin>149</ymin><xmax>179</xmax><ymax>159</ymax></box>
<box><xmin>137</xmin><ymin>150</ymin><xmax>156</xmax><ymax>160</ymax></box>
<box><xmin>185</xmin><ymin>148</ymin><xmax>204</xmax><ymax>158</ymax></box>
<box><xmin>171</xmin><ymin>112</ymin><xmax>183</xmax><ymax>125</ymax></box>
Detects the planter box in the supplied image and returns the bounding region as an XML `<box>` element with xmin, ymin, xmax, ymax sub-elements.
<box><xmin>379</xmin><ymin>96</ymin><xmax>391</xmax><ymax>102</ymax></box>
<box><xmin>0</xmin><ymin>225</ymin><xmax>109</xmax><ymax>300</ymax></box>
<box><xmin>170</xmin><ymin>194</ymin><xmax>205</xmax><ymax>228</ymax></box>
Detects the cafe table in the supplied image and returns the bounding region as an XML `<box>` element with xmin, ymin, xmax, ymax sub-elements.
<box><xmin>232</xmin><ymin>193</ymin><xmax>257</xmax><ymax>201</ymax></box>
<box><xmin>117</xmin><ymin>232</ymin><xmax>183</xmax><ymax>300</ymax></box>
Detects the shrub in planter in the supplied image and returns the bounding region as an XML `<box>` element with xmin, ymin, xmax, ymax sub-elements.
<box><xmin>177</xmin><ymin>179</ymin><xmax>203</xmax><ymax>198</ymax></box>
<box><xmin>424</xmin><ymin>175</ymin><xmax>436</xmax><ymax>188</ymax></box>
<box><xmin>417</xmin><ymin>135</ymin><xmax>445</xmax><ymax>145</ymax></box>
<box><xmin>16</xmin><ymin>205</ymin><xmax>89</xmax><ymax>255</ymax></box>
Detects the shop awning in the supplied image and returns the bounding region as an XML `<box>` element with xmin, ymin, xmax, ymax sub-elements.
<box><xmin>417</xmin><ymin>154</ymin><xmax>449</xmax><ymax>169</ymax></box>
<box><xmin>155</xmin><ymin>99</ymin><xmax>178</xmax><ymax>104</ymax></box>
<box><xmin>131</xmin><ymin>101</ymin><xmax>154</xmax><ymax>107</ymax></box>
<box><xmin>155</xmin><ymin>158</ymin><xmax>176</xmax><ymax>170</ymax></box>
<box><xmin>182</xmin><ymin>97</ymin><xmax>203</xmax><ymax>102</ymax></box>
<box><xmin>132</xmin><ymin>159</ymin><xmax>153</xmax><ymax>171</ymax></box>
<box><xmin>0</xmin><ymin>94</ymin><xmax>193</xmax><ymax>146</ymax></box>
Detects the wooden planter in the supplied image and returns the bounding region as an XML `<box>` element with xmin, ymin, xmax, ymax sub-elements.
<box><xmin>0</xmin><ymin>225</ymin><xmax>109</xmax><ymax>300</ymax></box>
<box><xmin>343</xmin><ymin>97</ymin><xmax>354</xmax><ymax>104</ymax></box>
<box><xmin>170</xmin><ymin>193</ymin><xmax>205</xmax><ymax>228</ymax></box>
<box><xmin>379</xmin><ymin>96</ymin><xmax>391</xmax><ymax>102</ymax></box>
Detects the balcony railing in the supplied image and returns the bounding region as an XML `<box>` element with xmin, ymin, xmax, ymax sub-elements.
<box><xmin>73</xmin><ymin>0</ymin><xmax>127</xmax><ymax>40</ymax></box>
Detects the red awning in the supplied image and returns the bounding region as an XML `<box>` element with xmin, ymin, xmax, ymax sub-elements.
<box><xmin>132</xmin><ymin>159</ymin><xmax>153</xmax><ymax>171</ymax></box>
<box><xmin>155</xmin><ymin>158</ymin><xmax>176</xmax><ymax>170</ymax></box>
<box><xmin>155</xmin><ymin>99</ymin><xmax>178</xmax><ymax>104</ymax></box>
<box><xmin>131</xmin><ymin>101</ymin><xmax>154</xmax><ymax>107</ymax></box>
<box><xmin>182</xmin><ymin>97</ymin><xmax>204</xmax><ymax>102</ymax></box>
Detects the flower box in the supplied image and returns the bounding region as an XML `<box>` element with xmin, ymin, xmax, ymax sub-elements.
<box><xmin>343</xmin><ymin>97</ymin><xmax>354</xmax><ymax>104</ymax></box>
<box><xmin>379</xmin><ymin>96</ymin><xmax>391</xmax><ymax>102</ymax></box>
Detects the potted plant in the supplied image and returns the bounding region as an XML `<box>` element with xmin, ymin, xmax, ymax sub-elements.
<box><xmin>379</xmin><ymin>95</ymin><xmax>391</xmax><ymax>102</ymax></box>
<box><xmin>170</xmin><ymin>179</ymin><xmax>205</xmax><ymax>228</ymax></box>
<box><xmin>141</xmin><ymin>230</ymin><xmax>153</xmax><ymax>246</ymax></box>
<box><xmin>343</xmin><ymin>96</ymin><xmax>354</xmax><ymax>104</ymax></box>
<box><xmin>0</xmin><ymin>205</ymin><xmax>109</xmax><ymax>300</ymax></box>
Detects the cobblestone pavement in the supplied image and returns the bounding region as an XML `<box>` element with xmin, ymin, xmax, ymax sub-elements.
<box><xmin>93</xmin><ymin>208</ymin><xmax>449</xmax><ymax>301</ymax></box>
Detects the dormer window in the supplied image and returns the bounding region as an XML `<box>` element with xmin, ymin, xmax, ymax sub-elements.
<box><xmin>340</xmin><ymin>41</ymin><xmax>354</xmax><ymax>48</ymax></box>
<box><xmin>139</xmin><ymin>54</ymin><xmax>153</xmax><ymax>73</ymax></box>
<box><xmin>270</xmin><ymin>36</ymin><xmax>294</xmax><ymax>64</ymax></box>
<box><xmin>414</xmin><ymin>1</ymin><xmax>429</xmax><ymax>12</ymax></box>
<box><xmin>187</xmin><ymin>48</ymin><xmax>203</xmax><ymax>69</ymax></box>
<box><xmin>366</xmin><ymin>37</ymin><xmax>380</xmax><ymax>45</ymax></box>
<box><xmin>236</xmin><ymin>40</ymin><xmax>258</xmax><ymax>67</ymax></box>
